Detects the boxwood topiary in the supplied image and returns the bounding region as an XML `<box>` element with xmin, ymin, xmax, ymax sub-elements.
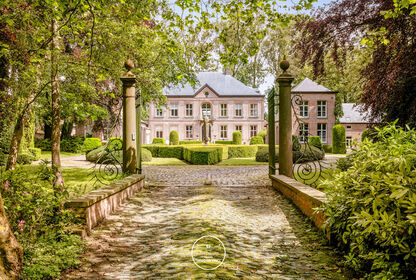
<box><xmin>158</xmin><ymin>146</ymin><xmax>183</xmax><ymax>159</ymax></box>
<box><xmin>183</xmin><ymin>146</ymin><xmax>222</xmax><ymax>165</ymax></box>
<box><xmin>169</xmin><ymin>130</ymin><xmax>179</xmax><ymax>145</ymax></box>
<box><xmin>179</xmin><ymin>140</ymin><xmax>202</xmax><ymax>145</ymax></box>
<box><xmin>215</xmin><ymin>140</ymin><xmax>234</xmax><ymax>145</ymax></box>
<box><xmin>228</xmin><ymin>145</ymin><xmax>258</xmax><ymax>158</ymax></box>
<box><xmin>323</xmin><ymin>144</ymin><xmax>332</xmax><ymax>153</ymax></box>
<box><xmin>232</xmin><ymin>131</ymin><xmax>242</xmax><ymax>145</ymax></box>
<box><xmin>308</xmin><ymin>136</ymin><xmax>323</xmax><ymax>150</ymax></box>
<box><xmin>152</xmin><ymin>137</ymin><xmax>165</xmax><ymax>144</ymax></box>
<box><xmin>82</xmin><ymin>138</ymin><xmax>102</xmax><ymax>153</ymax></box>
<box><xmin>249</xmin><ymin>136</ymin><xmax>264</xmax><ymax>145</ymax></box>
<box><xmin>141</xmin><ymin>148</ymin><xmax>152</xmax><ymax>162</ymax></box>
<box><xmin>332</xmin><ymin>124</ymin><xmax>346</xmax><ymax>154</ymax></box>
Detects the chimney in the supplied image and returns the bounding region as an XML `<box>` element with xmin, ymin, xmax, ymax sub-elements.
<box><xmin>225</xmin><ymin>68</ymin><xmax>231</xmax><ymax>76</ymax></box>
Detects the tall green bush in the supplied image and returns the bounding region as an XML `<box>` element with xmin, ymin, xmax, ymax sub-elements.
<box><xmin>332</xmin><ymin>124</ymin><xmax>346</xmax><ymax>154</ymax></box>
<box><xmin>308</xmin><ymin>136</ymin><xmax>323</xmax><ymax>150</ymax></box>
<box><xmin>232</xmin><ymin>131</ymin><xmax>242</xmax><ymax>145</ymax></box>
<box><xmin>169</xmin><ymin>130</ymin><xmax>179</xmax><ymax>145</ymax></box>
<box><xmin>258</xmin><ymin>129</ymin><xmax>267</xmax><ymax>142</ymax></box>
<box><xmin>321</xmin><ymin>124</ymin><xmax>416</xmax><ymax>279</ymax></box>
<box><xmin>249</xmin><ymin>135</ymin><xmax>264</xmax><ymax>145</ymax></box>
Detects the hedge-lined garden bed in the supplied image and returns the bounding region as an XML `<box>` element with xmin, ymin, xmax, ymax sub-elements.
<box><xmin>183</xmin><ymin>146</ymin><xmax>223</xmax><ymax>165</ymax></box>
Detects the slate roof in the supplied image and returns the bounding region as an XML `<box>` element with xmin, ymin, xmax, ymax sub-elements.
<box><xmin>292</xmin><ymin>78</ymin><xmax>336</xmax><ymax>93</ymax></box>
<box><xmin>340</xmin><ymin>103</ymin><xmax>372</xmax><ymax>123</ymax></box>
<box><xmin>164</xmin><ymin>72</ymin><xmax>262</xmax><ymax>97</ymax></box>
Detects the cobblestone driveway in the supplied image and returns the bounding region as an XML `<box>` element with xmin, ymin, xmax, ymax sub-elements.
<box><xmin>64</xmin><ymin>166</ymin><xmax>349</xmax><ymax>280</ymax></box>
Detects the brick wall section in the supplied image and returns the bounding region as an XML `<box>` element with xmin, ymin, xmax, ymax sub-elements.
<box><xmin>270</xmin><ymin>174</ymin><xmax>330</xmax><ymax>240</ymax></box>
<box><xmin>342</xmin><ymin>123</ymin><xmax>368</xmax><ymax>142</ymax></box>
<box><xmin>65</xmin><ymin>174</ymin><xmax>145</xmax><ymax>233</ymax></box>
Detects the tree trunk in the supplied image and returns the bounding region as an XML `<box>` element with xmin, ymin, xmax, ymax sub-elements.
<box><xmin>51</xmin><ymin>17</ymin><xmax>64</xmax><ymax>187</ymax></box>
<box><xmin>0</xmin><ymin>192</ymin><xmax>23</xmax><ymax>279</ymax></box>
<box><xmin>5</xmin><ymin>114</ymin><xmax>26</xmax><ymax>171</ymax></box>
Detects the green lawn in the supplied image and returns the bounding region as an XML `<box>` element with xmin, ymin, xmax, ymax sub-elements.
<box><xmin>143</xmin><ymin>157</ymin><xmax>188</xmax><ymax>165</ymax></box>
<box><xmin>217</xmin><ymin>157</ymin><xmax>267</xmax><ymax>166</ymax></box>
<box><xmin>39</xmin><ymin>151</ymin><xmax>82</xmax><ymax>160</ymax></box>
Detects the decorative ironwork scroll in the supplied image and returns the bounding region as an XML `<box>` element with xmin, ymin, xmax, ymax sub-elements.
<box><xmin>291</xmin><ymin>94</ymin><xmax>332</xmax><ymax>187</ymax></box>
<box><xmin>91</xmin><ymin>137</ymin><xmax>123</xmax><ymax>185</ymax></box>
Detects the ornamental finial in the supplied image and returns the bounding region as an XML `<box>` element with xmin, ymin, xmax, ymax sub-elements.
<box><xmin>124</xmin><ymin>59</ymin><xmax>135</xmax><ymax>71</ymax></box>
<box><xmin>280</xmin><ymin>57</ymin><xmax>290</xmax><ymax>72</ymax></box>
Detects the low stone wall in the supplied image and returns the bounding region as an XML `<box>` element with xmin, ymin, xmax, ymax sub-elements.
<box><xmin>65</xmin><ymin>174</ymin><xmax>145</xmax><ymax>234</ymax></box>
<box><xmin>270</xmin><ymin>174</ymin><xmax>329</xmax><ymax>239</ymax></box>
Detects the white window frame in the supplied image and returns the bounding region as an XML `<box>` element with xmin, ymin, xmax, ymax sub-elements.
<box><xmin>185</xmin><ymin>104</ymin><xmax>193</xmax><ymax>117</ymax></box>
<box><xmin>220</xmin><ymin>125</ymin><xmax>227</xmax><ymax>138</ymax></box>
<box><xmin>317</xmin><ymin>123</ymin><xmax>327</xmax><ymax>144</ymax></box>
<box><xmin>299</xmin><ymin>101</ymin><xmax>309</xmax><ymax>118</ymax></box>
<box><xmin>299</xmin><ymin>123</ymin><xmax>309</xmax><ymax>143</ymax></box>
<box><xmin>202</xmin><ymin>103</ymin><xmax>211</xmax><ymax>119</ymax></box>
<box><xmin>170</xmin><ymin>104</ymin><xmax>178</xmax><ymax>117</ymax></box>
<box><xmin>220</xmin><ymin>104</ymin><xmax>228</xmax><ymax>117</ymax></box>
<box><xmin>156</xmin><ymin>126</ymin><xmax>163</xmax><ymax>138</ymax></box>
<box><xmin>317</xmin><ymin>101</ymin><xmax>327</xmax><ymax>118</ymax></box>
<box><xmin>250</xmin><ymin>125</ymin><xmax>257</xmax><ymax>137</ymax></box>
<box><xmin>156</xmin><ymin>108</ymin><xmax>163</xmax><ymax>117</ymax></box>
<box><xmin>346</xmin><ymin>136</ymin><xmax>352</xmax><ymax>148</ymax></box>
<box><xmin>250</xmin><ymin>104</ymin><xmax>258</xmax><ymax>117</ymax></box>
<box><xmin>235</xmin><ymin>104</ymin><xmax>242</xmax><ymax>117</ymax></box>
<box><xmin>235</xmin><ymin>125</ymin><xmax>242</xmax><ymax>132</ymax></box>
<box><xmin>186</xmin><ymin>125</ymin><xmax>193</xmax><ymax>139</ymax></box>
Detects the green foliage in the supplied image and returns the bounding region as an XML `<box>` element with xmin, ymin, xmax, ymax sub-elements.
<box><xmin>141</xmin><ymin>148</ymin><xmax>152</xmax><ymax>162</ymax></box>
<box><xmin>323</xmin><ymin>144</ymin><xmax>333</xmax><ymax>153</ymax></box>
<box><xmin>86</xmin><ymin>146</ymin><xmax>106</xmax><ymax>162</ymax></box>
<box><xmin>86</xmin><ymin>146</ymin><xmax>152</xmax><ymax>163</ymax></box>
<box><xmin>292</xmin><ymin>135</ymin><xmax>301</xmax><ymax>151</ymax></box>
<box><xmin>29</xmin><ymin>148</ymin><xmax>41</xmax><ymax>161</ymax></box>
<box><xmin>336</xmin><ymin>157</ymin><xmax>353</xmax><ymax>171</ymax></box>
<box><xmin>179</xmin><ymin>140</ymin><xmax>202</xmax><ymax>145</ymax></box>
<box><xmin>249</xmin><ymin>136</ymin><xmax>264</xmax><ymax>145</ymax></box>
<box><xmin>308</xmin><ymin>136</ymin><xmax>323</xmax><ymax>150</ymax></box>
<box><xmin>183</xmin><ymin>147</ymin><xmax>223</xmax><ymax>165</ymax></box>
<box><xmin>17</xmin><ymin>152</ymin><xmax>35</xmax><ymax>164</ymax></box>
<box><xmin>60</xmin><ymin>137</ymin><xmax>85</xmax><ymax>153</ymax></box>
<box><xmin>82</xmin><ymin>138</ymin><xmax>102</xmax><ymax>153</ymax></box>
<box><xmin>228</xmin><ymin>145</ymin><xmax>258</xmax><ymax>158</ymax></box>
<box><xmin>215</xmin><ymin>140</ymin><xmax>234</xmax><ymax>145</ymax></box>
<box><xmin>321</xmin><ymin>124</ymin><xmax>416</xmax><ymax>279</ymax></box>
<box><xmin>332</xmin><ymin>124</ymin><xmax>346</xmax><ymax>154</ymax></box>
<box><xmin>361</xmin><ymin>128</ymin><xmax>370</xmax><ymax>141</ymax></box>
<box><xmin>158</xmin><ymin>146</ymin><xmax>183</xmax><ymax>159</ymax></box>
<box><xmin>152</xmin><ymin>138</ymin><xmax>165</xmax><ymax>145</ymax></box>
<box><xmin>0</xmin><ymin>152</ymin><xmax>7</xmax><ymax>167</ymax></box>
<box><xmin>255</xmin><ymin>145</ymin><xmax>324</xmax><ymax>163</ymax></box>
<box><xmin>255</xmin><ymin>146</ymin><xmax>279</xmax><ymax>163</ymax></box>
<box><xmin>169</xmin><ymin>130</ymin><xmax>179</xmax><ymax>145</ymax></box>
<box><xmin>34</xmin><ymin>138</ymin><xmax>51</xmax><ymax>151</ymax></box>
<box><xmin>107</xmin><ymin>137</ymin><xmax>123</xmax><ymax>150</ymax></box>
<box><xmin>258</xmin><ymin>129</ymin><xmax>267</xmax><ymax>142</ymax></box>
<box><xmin>142</xmin><ymin>145</ymin><xmax>160</xmax><ymax>157</ymax></box>
<box><xmin>232</xmin><ymin>131</ymin><xmax>242</xmax><ymax>145</ymax></box>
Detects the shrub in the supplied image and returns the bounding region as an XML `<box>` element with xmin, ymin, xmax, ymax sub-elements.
<box><xmin>332</xmin><ymin>124</ymin><xmax>346</xmax><ymax>154</ymax></box>
<box><xmin>179</xmin><ymin>140</ymin><xmax>202</xmax><ymax>145</ymax></box>
<box><xmin>107</xmin><ymin>137</ymin><xmax>123</xmax><ymax>150</ymax></box>
<box><xmin>228</xmin><ymin>145</ymin><xmax>258</xmax><ymax>158</ymax></box>
<box><xmin>321</xmin><ymin>124</ymin><xmax>416</xmax><ymax>279</ymax></box>
<box><xmin>82</xmin><ymin>138</ymin><xmax>102</xmax><ymax>153</ymax></box>
<box><xmin>232</xmin><ymin>131</ymin><xmax>242</xmax><ymax>145</ymax></box>
<box><xmin>249</xmin><ymin>136</ymin><xmax>264</xmax><ymax>145</ymax></box>
<box><xmin>17</xmin><ymin>152</ymin><xmax>35</xmax><ymax>164</ymax></box>
<box><xmin>183</xmin><ymin>146</ymin><xmax>222</xmax><ymax>165</ymax></box>
<box><xmin>292</xmin><ymin>135</ymin><xmax>301</xmax><ymax>151</ymax></box>
<box><xmin>258</xmin><ymin>129</ymin><xmax>267</xmax><ymax>142</ymax></box>
<box><xmin>158</xmin><ymin>146</ymin><xmax>183</xmax><ymax>159</ymax></box>
<box><xmin>60</xmin><ymin>136</ymin><xmax>84</xmax><ymax>153</ymax></box>
<box><xmin>335</xmin><ymin>157</ymin><xmax>353</xmax><ymax>171</ymax></box>
<box><xmin>169</xmin><ymin>130</ymin><xmax>179</xmax><ymax>145</ymax></box>
<box><xmin>35</xmin><ymin>138</ymin><xmax>51</xmax><ymax>151</ymax></box>
<box><xmin>308</xmin><ymin>136</ymin><xmax>323</xmax><ymax>150</ymax></box>
<box><xmin>208</xmin><ymin>144</ymin><xmax>229</xmax><ymax>160</ymax></box>
<box><xmin>255</xmin><ymin>146</ymin><xmax>279</xmax><ymax>162</ymax></box>
<box><xmin>142</xmin><ymin>145</ymin><xmax>159</xmax><ymax>157</ymax></box>
<box><xmin>141</xmin><ymin>148</ymin><xmax>152</xmax><ymax>162</ymax></box>
<box><xmin>361</xmin><ymin>128</ymin><xmax>370</xmax><ymax>141</ymax></box>
<box><xmin>0</xmin><ymin>152</ymin><xmax>8</xmax><ymax>166</ymax></box>
<box><xmin>29</xmin><ymin>148</ymin><xmax>41</xmax><ymax>160</ymax></box>
<box><xmin>215</xmin><ymin>140</ymin><xmax>234</xmax><ymax>145</ymax></box>
<box><xmin>86</xmin><ymin>146</ymin><xmax>106</xmax><ymax>162</ymax></box>
<box><xmin>152</xmin><ymin>137</ymin><xmax>165</xmax><ymax>144</ymax></box>
<box><xmin>255</xmin><ymin>145</ymin><xmax>324</xmax><ymax>163</ymax></box>
<box><xmin>323</xmin><ymin>144</ymin><xmax>332</xmax><ymax>153</ymax></box>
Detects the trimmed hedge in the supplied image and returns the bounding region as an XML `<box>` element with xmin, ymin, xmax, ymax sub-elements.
<box><xmin>215</xmin><ymin>140</ymin><xmax>233</xmax><ymax>145</ymax></box>
<box><xmin>179</xmin><ymin>140</ymin><xmax>202</xmax><ymax>145</ymax></box>
<box><xmin>255</xmin><ymin>146</ymin><xmax>279</xmax><ymax>162</ymax></box>
<box><xmin>228</xmin><ymin>145</ymin><xmax>258</xmax><ymax>158</ymax></box>
<box><xmin>183</xmin><ymin>146</ymin><xmax>222</xmax><ymax>165</ymax></box>
<box><xmin>152</xmin><ymin>137</ymin><xmax>165</xmax><ymax>144</ymax></box>
<box><xmin>169</xmin><ymin>130</ymin><xmax>179</xmax><ymax>145</ymax></box>
<box><xmin>249</xmin><ymin>136</ymin><xmax>264</xmax><ymax>145</ymax></box>
<box><xmin>29</xmin><ymin>148</ymin><xmax>41</xmax><ymax>160</ymax></box>
<box><xmin>258</xmin><ymin>129</ymin><xmax>267</xmax><ymax>142</ymax></box>
<box><xmin>255</xmin><ymin>144</ymin><xmax>324</xmax><ymax>163</ymax></box>
<box><xmin>309</xmin><ymin>136</ymin><xmax>323</xmax><ymax>150</ymax></box>
<box><xmin>141</xmin><ymin>148</ymin><xmax>152</xmax><ymax>162</ymax></box>
<box><xmin>86</xmin><ymin>146</ymin><xmax>152</xmax><ymax>163</ymax></box>
<box><xmin>17</xmin><ymin>152</ymin><xmax>35</xmax><ymax>165</ymax></box>
<box><xmin>332</xmin><ymin>124</ymin><xmax>346</xmax><ymax>154</ymax></box>
<box><xmin>323</xmin><ymin>144</ymin><xmax>332</xmax><ymax>153</ymax></box>
<box><xmin>35</xmin><ymin>136</ymin><xmax>85</xmax><ymax>153</ymax></box>
<box><xmin>232</xmin><ymin>131</ymin><xmax>242</xmax><ymax>145</ymax></box>
<box><xmin>142</xmin><ymin>145</ymin><xmax>183</xmax><ymax>159</ymax></box>
<box><xmin>82</xmin><ymin>138</ymin><xmax>102</xmax><ymax>153</ymax></box>
<box><xmin>292</xmin><ymin>135</ymin><xmax>301</xmax><ymax>151</ymax></box>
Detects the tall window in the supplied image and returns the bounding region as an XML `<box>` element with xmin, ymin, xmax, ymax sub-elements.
<box><xmin>220</xmin><ymin>104</ymin><xmax>227</xmax><ymax>117</ymax></box>
<box><xmin>250</xmin><ymin>125</ymin><xmax>257</xmax><ymax>137</ymax></box>
<box><xmin>186</xmin><ymin>125</ymin><xmax>193</xmax><ymax>138</ymax></box>
<box><xmin>250</xmin><ymin>104</ymin><xmax>258</xmax><ymax>117</ymax></box>
<box><xmin>220</xmin><ymin>125</ymin><xmax>227</xmax><ymax>138</ymax></box>
<box><xmin>235</xmin><ymin>125</ymin><xmax>242</xmax><ymax>132</ymax></box>
<box><xmin>202</xmin><ymin>103</ymin><xmax>211</xmax><ymax>119</ymax></box>
<box><xmin>235</xmin><ymin>104</ymin><xmax>242</xmax><ymax>117</ymax></box>
<box><xmin>156</xmin><ymin>126</ymin><xmax>163</xmax><ymax>138</ymax></box>
<box><xmin>156</xmin><ymin>108</ymin><xmax>163</xmax><ymax>117</ymax></box>
<box><xmin>299</xmin><ymin>123</ymin><xmax>309</xmax><ymax>143</ymax></box>
<box><xmin>317</xmin><ymin>101</ymin><xmax>327</xmax><ymax>118</ymax></box>
<box><xmin>317</xmin><ymin>123</ymin><xmax>327</xmax><ymax>143</ymax></box>
<box><xmin>170</xmin><ymin>104</ymin><xmax>178</xmax><ymax>117</ymax></box>
<box><xmin>186</xmin><ymin>104</ymin><xmax>193</xmax><ymax>117</ymax></box>
<box><xmin>299</xmin><ymin>101</ymin><xmax>308</xmax><ymax>118</ymax></box>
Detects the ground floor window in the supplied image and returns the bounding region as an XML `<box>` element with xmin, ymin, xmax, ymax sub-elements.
<box><xmin>299</xmin><ymin>123</ymin><xmax>309</xmax><ymax>143</ymax></box>
<box><xmin>235</xmin><ymin>125</ymin><xmax>242</xmax><ymax>132</ymax></box>
<box><xmin>346</xmin><ymin>136</ymin><xmax>352</xmax><ymax>148</ymax></box>
<box><xmin>317</xmin><ymin>123</ymin><xmax>327</xmax><ymax>143</ymax></box>
<box><xmin>156</xmin><ymin>126</ymin><xmax>163</xmax><ymax>138</ymax></box>
<box><xmin>186</xmin><ymin>125</ymin><xmax>193</xmax><ymax>138</ymax></box>
<box><xmin>250</xmin><ymin>125</ymin><xmax>257</xmax><ymax>137</ymax></box>
<box><xmin>220</xmin><ymin>125</ymin><xmax>227</xmax><ymax>138</ymax></box>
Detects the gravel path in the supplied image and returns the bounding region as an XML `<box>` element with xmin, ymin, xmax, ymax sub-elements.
<box><xmin>63</xmin><ymin>166</ymin><xmax>350</xmax><ymax>279</ymax></box>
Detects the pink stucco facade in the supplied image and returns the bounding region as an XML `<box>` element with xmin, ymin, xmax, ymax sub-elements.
<box><xmin>148</xmin><ymin>85</ymin><xmax>265</xmax><ymax>144</ymax></box>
